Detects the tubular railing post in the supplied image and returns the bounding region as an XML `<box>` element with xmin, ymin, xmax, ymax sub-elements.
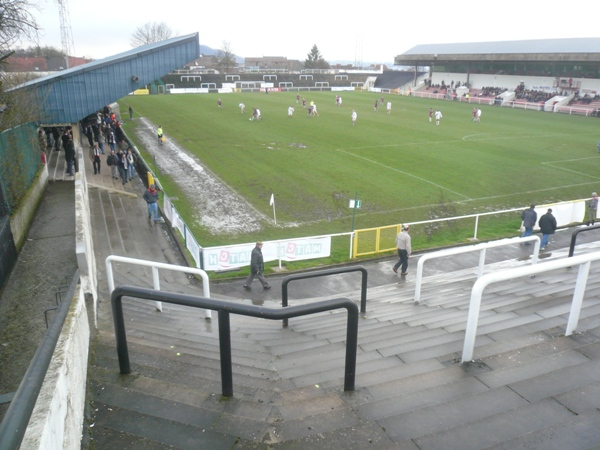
<box><xmin>461</xmin><ymin>280</ymin><xmax>486</xmax><ymax>363</ymax></box>
<box><xmin>360</xmin><ymin>268</ymin><xmax>368</xmax><ymax>314</ymax></box>
<box><xmin>474</xmin><ymin>214</ymin><xmax>480</xmax><ymax>240</ymax></box>
<box><xmin>566</xmin><ymin>261</ymin><xmax>591</xmax><ymax>336</ymax></box>
<box><xmin>344</xmin><ymin>305</ymin><xmax>359</xmax><ymax>391</ymax></box>
<box><xmin>218</xmin><ymin>310</ymin><xmax>233</xmax><ymax>397</ymax></box>
<box><xmin>111</xmin><ymin>294</ymin><xmax>131</xmax><ymax>374</ymax></box>
<box><xmin>282</xmin><ymin>282</ymin><xmax>289</xmax><ymax>328</ymax></box>
<box><xmin>477</xmin><ymin>248</ymin><xmax>487</xmax><ymax>278</ymax></box>
<box><xmin>152</xmin><ymin>266</ymin><xmax>162</xmax><ymax>312</ymax></box>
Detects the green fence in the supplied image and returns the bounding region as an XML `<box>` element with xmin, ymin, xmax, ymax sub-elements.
<box><xmin>0</xmin><ymin>122</ymin><xmax>42</xmax><ymax>214</ymax></box>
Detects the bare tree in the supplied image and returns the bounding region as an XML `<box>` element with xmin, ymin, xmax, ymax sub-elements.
<box><xmin>216</xmin><ymin>41</ymin><xmax>236</xmax><ymax>73</ymax></box>
<box><xmin>0</xmin><ymin>0</ymin><xmax>40</xmax><ymax>62</ymax></box>
<box><xmin>130</xmin><ymin>22</ymin><xmax>174</xmax><ymax>47</ymax></box>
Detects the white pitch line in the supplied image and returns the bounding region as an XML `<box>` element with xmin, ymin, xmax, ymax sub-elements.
<box><xmin>336</xmin><ymin>148</ymin><xmax>472</xmax><ymax>200</ymax></box>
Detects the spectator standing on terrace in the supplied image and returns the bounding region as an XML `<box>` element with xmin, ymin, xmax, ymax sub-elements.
<box><xmin>435</xmin><ymin>109</ymin><xmax>442</xmax><ymax>125</ymax></box>
<box><xmin>243</xmin><ymin>242</ymin><xmax>271</xmax><ymax>290</ymax></box>
<box><xmin>393</xmin><ymin>225</ymin><xmax>411</xmax><ymax>275</ymax></box>
<box><xmin>143</xmin><ymin>184</ymin><xmax>159</xmax><ymax>223</ymax></box>
<box><xmin>91</xmin><ymin>144</ymin><xmax>101</xmax><ymax>175</ymax></box>
<box><xmin>97</xmin><ymin>129</ymin><xmax>105</xmax><ymax>154</ymax></box>
<box><xmin>538</xmin><ymin>208</ymin><xmax>557</xmax><ymax>250</ymax></box>
<box><xmin>521</xmin><ymin>204</ymin><xmax>537</xmax><ymax>239</ymax></box>
<box><xmin>86</xmin><ymin>125</ymin><xmax>94</xmax><ymax>148</ymax></box>
<box><xmin>126</xmin><ymin>149</ymin><xmax>136</xmax><ymax>181</ymax></box>
<box><xmin>117</xmin><ymin>149</ymin><xmax>128</xmax><ymax>185</ymax></box>
<box><xmin>288</xmin><ymin>106</ymin><xmax>294</xmax><ymax>118</ymax></box>
<box><xmin>108</xmin><ymin>130</ymin><xmax>116</xmax><ymax>152</ymax></box>
<box><xmin>106</xmin><ymin>150</ymin><xmax>118</xmax><ymax>179</ymax></box>
<box><xmin>588</xmin><ymin>192</ymin><xmax>598</xmax><ymax>225</ymax></box>
<box><xmin>351</xmin><ymin>109</ymin><xmax>357</xmax><ymax>126</ymax></box>
<box><xmin>239</xmin><ymin>103</ymin><xmax>245</xmax><ymax>114</ymax></box>
<box><xmin>64</xmin><ymin>138</ymin><xmax>75</xmax><ymax>176</ymax></box>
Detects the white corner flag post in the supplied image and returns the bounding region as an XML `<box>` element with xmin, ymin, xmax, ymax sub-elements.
<box><xmin>270</xmin><ymin>193</ymin><xmax>276</xmax><ymax>225</ymax></box>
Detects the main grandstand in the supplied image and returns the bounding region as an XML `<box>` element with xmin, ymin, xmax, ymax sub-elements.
<box><xmin>394</xmin><ymin>38</ymin><xmax>600</xmax><ymax>115</ymax></box>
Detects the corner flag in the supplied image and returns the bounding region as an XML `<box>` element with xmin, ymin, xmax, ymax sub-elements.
<box><xmin>269</xmin><ymin>193</ymin><xmax>276</xmax><ymax>224</ymax></box>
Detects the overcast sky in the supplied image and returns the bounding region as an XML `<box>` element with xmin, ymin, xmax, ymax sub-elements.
<box><xmin>22</xmin><ymin>0</ymin><xmax>600</xmax><ymax>64</ymax></box>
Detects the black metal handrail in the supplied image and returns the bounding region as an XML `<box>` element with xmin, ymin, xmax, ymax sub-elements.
<box><xmin>111</xmin><ymin>285</ymin><xmax>359</xmax><ymax>397</ymax></box>
<box><xmin>0</xmin><ymin>270</ymin><xmax>80</xmax><ymax>450</ymax></box>
<box><xmin>281</xmin><ymin>265</ymin><xmax>368</xmax><ymax>327</ymax></box>
<box><xmin>569</xmin><ymin>224</ymin><xmax>600</xmax><ymax>257</ymax></box>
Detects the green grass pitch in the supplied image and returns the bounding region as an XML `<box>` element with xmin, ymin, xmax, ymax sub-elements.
<box><xmin>121</xmin><ymin>91</ymin><xmax>600</xmax><ymax>250</ymax></box>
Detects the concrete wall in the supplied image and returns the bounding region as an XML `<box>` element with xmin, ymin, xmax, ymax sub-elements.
<box><xmin>74</xmin><ymin>150</ymin><xmax>98</xmax><ymax>325</ymax></box>
<box><xmin>20</xmin><ymin>287</ymin><xmax>90</xmax><ymax>450</ymax></box>
<box><xmin>10</xmin><ymin>163</ymin><xmax>48</xmax><ymax>252</ymax></box>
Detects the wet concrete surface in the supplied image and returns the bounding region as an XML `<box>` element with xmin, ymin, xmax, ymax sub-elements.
<box><xmin>0</xmin><ymin>181</ymin><xmax>77</xmax><ymax>420</ymax></box>
<box><xmin>208</xmin><ymin>226</ymin><xmax>600</xmax><ymax>304</ymax></box>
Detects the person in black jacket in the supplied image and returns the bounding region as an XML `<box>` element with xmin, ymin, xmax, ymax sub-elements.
<box><xmin>64</xmin><ymin>138</ymin><xmax>75</xmax><ymax>176</ymax></box>
<box><xmin>538</xmin><ymin>208</ymin><xmax>557</xmax><ymax>250</ymax></box>
<box><xmin>243</xmin><ymin>242</ymin><xmax>271</xmax><ymax>290</ymax></box>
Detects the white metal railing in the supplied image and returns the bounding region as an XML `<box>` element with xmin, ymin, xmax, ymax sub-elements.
<box><xmin>461</xmin><ymin>250</ymin><xmax>600</xmax><ymax>363</ymax></box>
<box><xmin>414</xmin><ymin>236</ymin><xmax>540</xmax><ymax>303</ymax></box>
<box><xmin>105</xmin><ymin>255</ymin><xmax>211</xmax><ymax>318</ymax></box>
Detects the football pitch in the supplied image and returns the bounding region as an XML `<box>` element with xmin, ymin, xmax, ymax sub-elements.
<box><xmin>121</xmin><ymin>90</ymin><xmax>600</xmax><ymax>249</ymax></box>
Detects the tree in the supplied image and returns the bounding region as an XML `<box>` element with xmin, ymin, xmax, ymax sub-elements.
<box><xmin>304</xmin><ymin>44</ymin><xmax>330</xmax><ymax>70</ymax></box>
<box><xmin>0</xmin><ymin>0</ymin><xmax>40</xmax><ymax>63</ymax></box>
<box><xmin>216</xmin><ymin>41</ymin><xmax>236</xmax><ymax>73</ymax></box>
<box><xmin>130</xmin><ymin>22</ymin><xmax>174</xmax><ymax>47</ymax></box>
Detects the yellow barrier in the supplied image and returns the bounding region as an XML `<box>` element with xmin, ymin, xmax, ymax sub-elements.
<box><xmin>133</xmin><ymin>89</ymin><xmax>150</xmax><ymax>95</ymax></box>
<box><xmin>353</xmin><ymin>224</ymin><xmax>402</xmax><ymax>258</ymax></box>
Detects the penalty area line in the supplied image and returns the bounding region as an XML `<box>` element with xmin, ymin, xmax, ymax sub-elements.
<box><xmin>335</xmin><ymin>148</ymin><xmax>472</xmax><ymax>200</ymax></box>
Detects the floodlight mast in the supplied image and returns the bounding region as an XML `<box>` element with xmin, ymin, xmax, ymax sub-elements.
<box><xmin>57</xmin><ymin>0</ymin><xmax>75</xmax><ymax>69</ymax></box>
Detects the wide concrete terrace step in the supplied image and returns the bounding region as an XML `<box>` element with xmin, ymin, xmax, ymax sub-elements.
<box><xmin>91</xmin><ymin>255</ymin><xmax>600</xmax><ymax>448</ymax></box>
<box><xmin>87</xmin><ymin>155</ymin><xmax>600</xmax><ymax>447</ymax></box>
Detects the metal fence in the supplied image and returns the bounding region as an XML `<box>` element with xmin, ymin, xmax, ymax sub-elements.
<box><xmin>0</xmin><ymin>122</ymin><xmax>42</xmax><ymax>212</ymax></box>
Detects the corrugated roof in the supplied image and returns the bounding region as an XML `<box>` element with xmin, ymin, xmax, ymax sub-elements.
<box><xmin>403</xmin><ymin>38</ymin><xmax>600</xmax><ymax>55</ymax></box>
<box><xmin>13</xmin><ymin>33</ymin><xmax>200</xmax><ymax>124</ymax></box>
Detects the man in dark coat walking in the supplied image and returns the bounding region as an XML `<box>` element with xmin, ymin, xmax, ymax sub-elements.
<box><xmin>538</xmin><ymin>208</ymin><xmax>557</xmax><ymax>250</ymax></box>
<box><xmin>243</xmin><ymin>242</ymin><xmax>271</xmax><ymax>290</ymax></box>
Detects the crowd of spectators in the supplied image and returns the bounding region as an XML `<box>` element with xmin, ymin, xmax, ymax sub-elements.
<box><xmin>479</xmin><ymin>86</ymin><xmax>507</xmax><ymax>97</ymax></box>
<box><xmin>572</xmin><ymin>93</ymin><xmax>600</xmax><ymax>104</ymax></box>
<box><xmin>514</xmin><ymin>86</ymin><xmax>555</xmax><ymax>103</ymax></box>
